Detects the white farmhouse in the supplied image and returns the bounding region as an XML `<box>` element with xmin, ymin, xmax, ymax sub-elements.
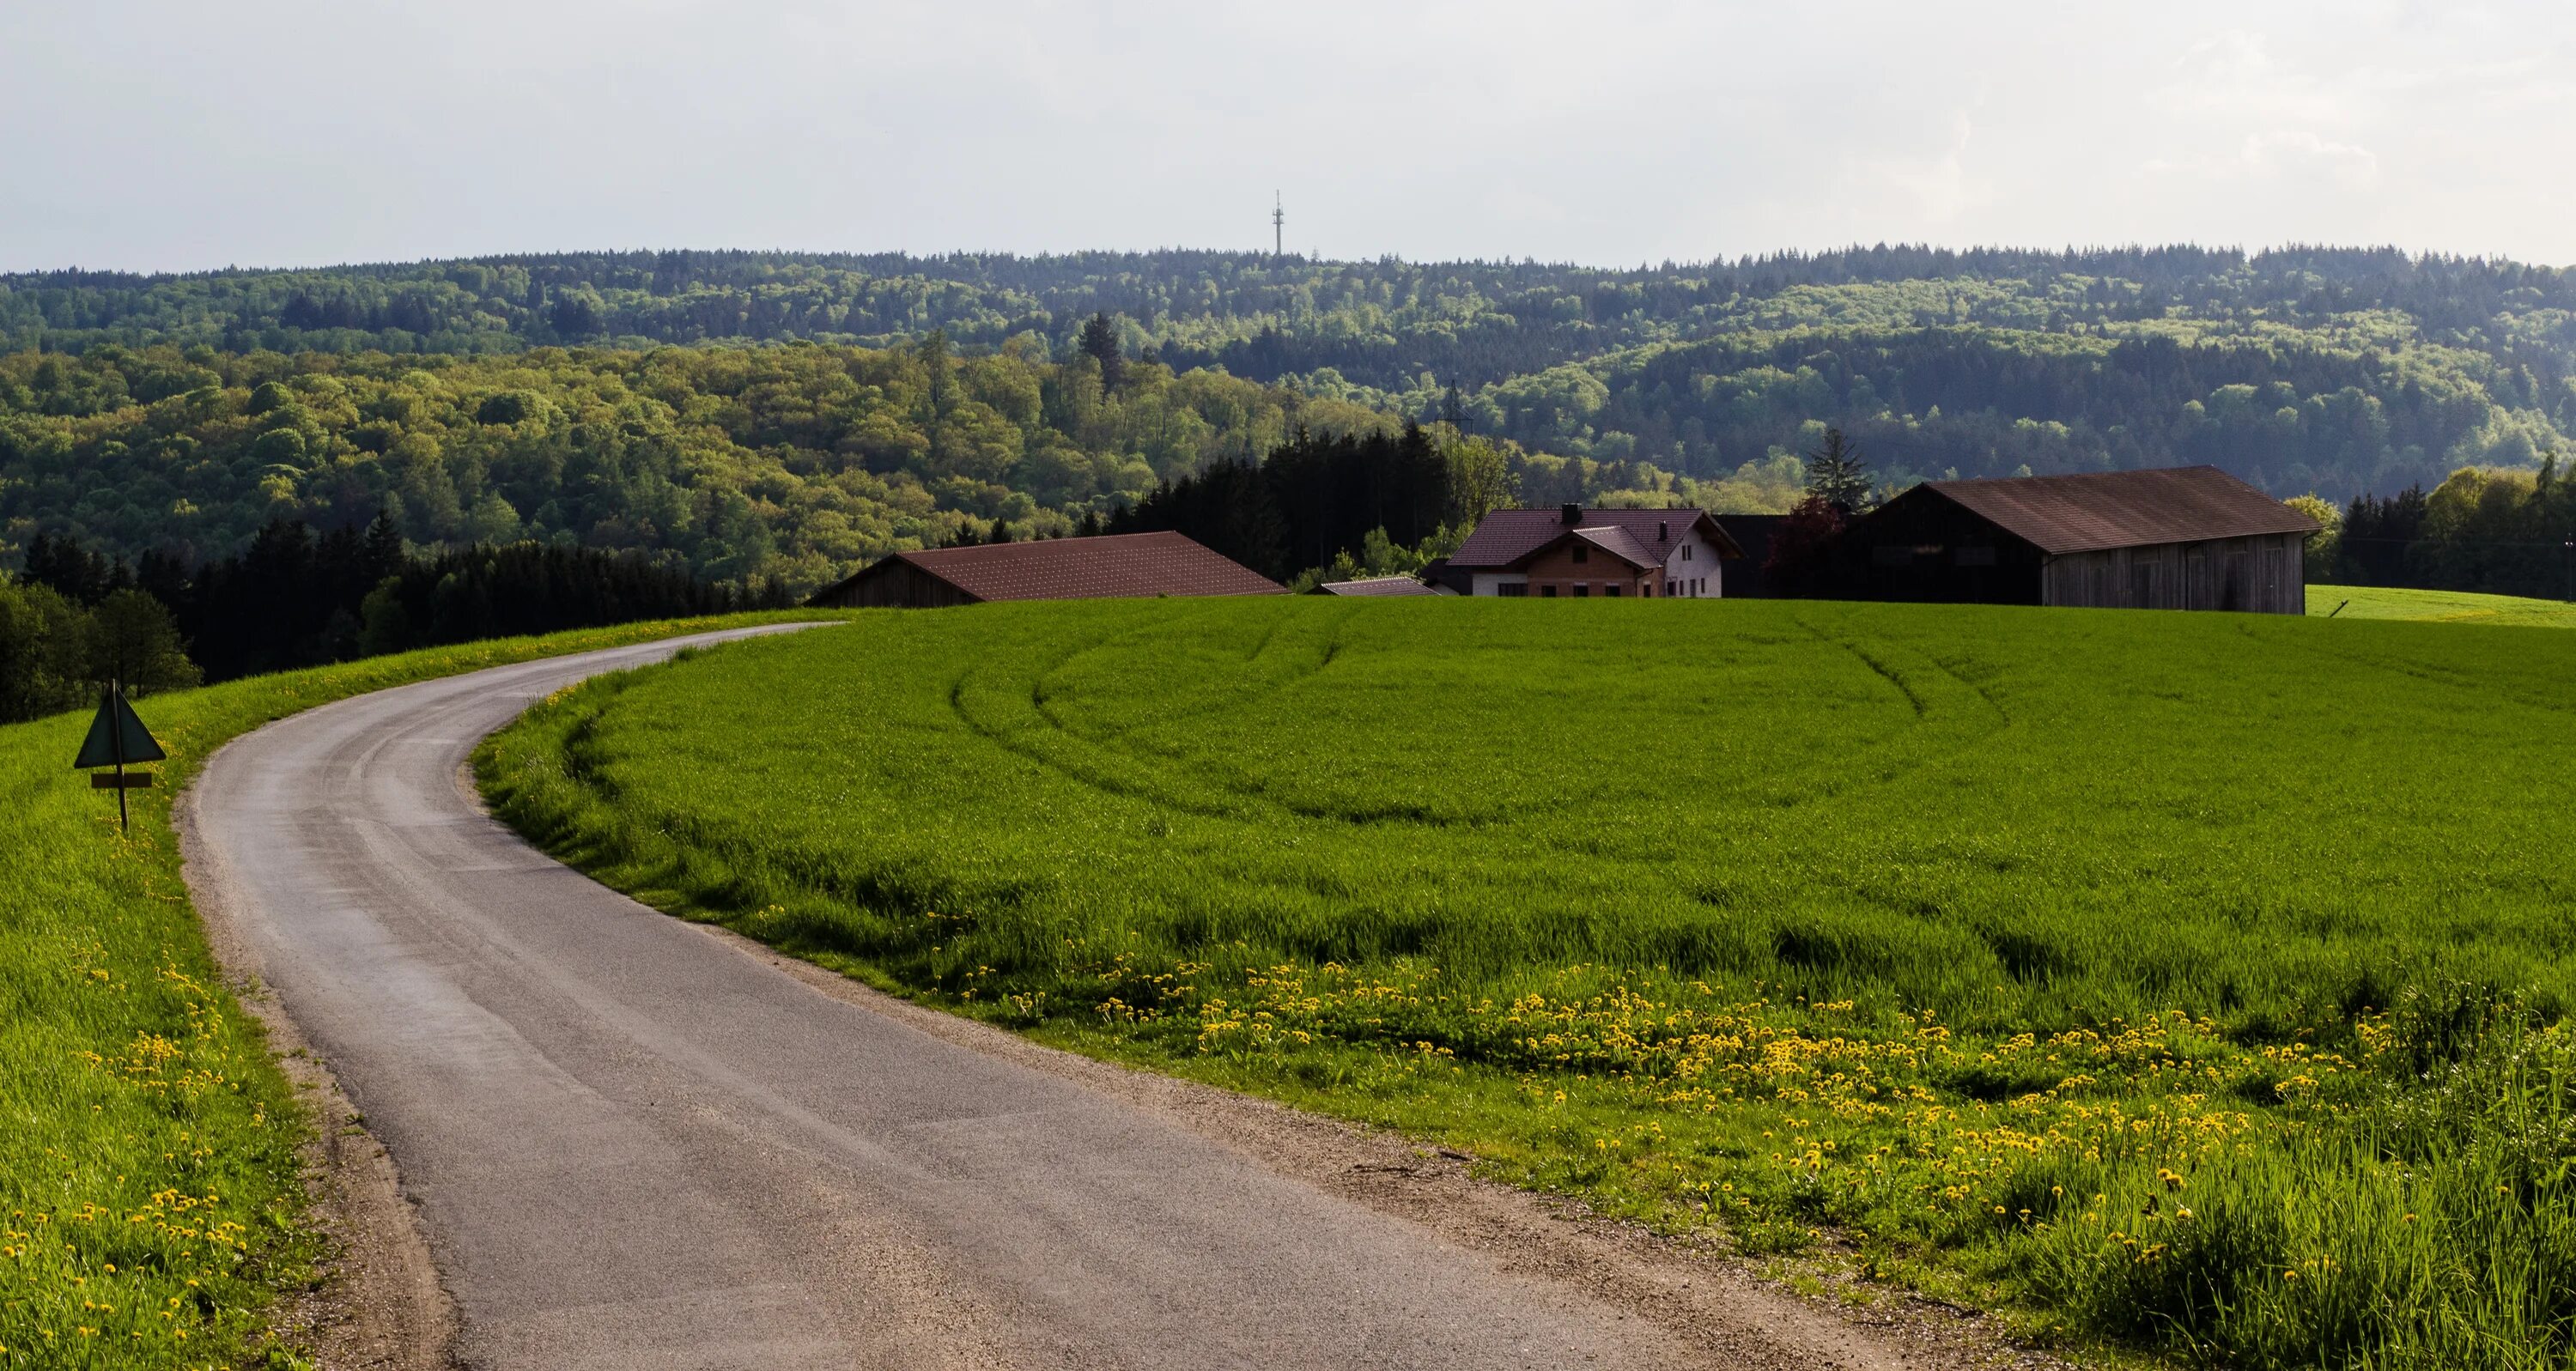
<box><xmin>1437</xmin><ymin>504</ymin><xmax>1744</xmax><ymax>598</ymax></box>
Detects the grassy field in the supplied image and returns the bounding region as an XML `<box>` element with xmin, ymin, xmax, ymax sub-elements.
<box><xmin>0</xmin><ymin>612</ymin><xmax>837</xmax><ymax>1371</ymax></box>
<box><xmin>482</xmin><ymin>597</ymin><xmax>2576</xmax><ymax>1369</ymax></box>
<box><xmin>2310</xmin><ymin>583</ymin><xmax>2576</xmax><ymax>627</ymax></box>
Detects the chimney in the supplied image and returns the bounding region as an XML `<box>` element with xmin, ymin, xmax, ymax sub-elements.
<box><xmin>1657</xmin><ymin>519</ymin><xmax>1670</xmax><ymax>543</ymax></box>
<box><xmin>1559</xmin><ymin>502</ymin><xmax>1583</xmax><ymax>526</ymax></box>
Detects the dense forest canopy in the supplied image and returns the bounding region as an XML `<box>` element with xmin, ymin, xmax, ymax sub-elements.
<box><xmin>15</xmin><ymin>246</ymin><xmax>2574</xmax><ymax>386</ymax></box>
<box><xmin>2</xmin><ymin>245</ymin><xmax>2568</xmax><ymax>592</ymax></box>
<box><xmin>0</xmin><ymin>340</ymin><xmax>1779</xmax><ymax>592</ymax></box>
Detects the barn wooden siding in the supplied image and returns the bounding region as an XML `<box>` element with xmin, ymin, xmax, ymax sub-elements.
<box><xmin>2040</xmin><ymin>531</ymin><xmax>2306</xmax><ymax>613</ymax></box>
<box><xmin>817</xmin><ymin>560</ymin><xmax>979</xmax><ymax>609</ymax></box>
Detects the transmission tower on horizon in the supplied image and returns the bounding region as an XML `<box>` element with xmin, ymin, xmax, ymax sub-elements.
<box><xmin>1273</xmin><ymin>191</ymin><xmax>1284</xmax><ymax>258</ymax></box>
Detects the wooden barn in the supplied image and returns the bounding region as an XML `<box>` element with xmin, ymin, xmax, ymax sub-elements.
<box><xmin>805</xmin><ymin>531</ymin><xmax>1284</xmax><ymax>609</ymax></box>
<box><xmin>1848</xmin><ymin>466</ymin><xmax>2322</xmax><ymax>613</ymax></box>
<box><xmin>1710</xmin><ymin>514</ymin><xmax>1785</xmax><ymax>598</ymax></box>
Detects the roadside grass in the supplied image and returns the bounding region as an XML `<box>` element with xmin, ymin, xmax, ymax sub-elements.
<box><xmin>2310</xmin><ymin>583</ymin><xmax>2576</xmax><ymax>627</ymax></box>
<box><xmin>0</xmin><ymin>611</ymin><xmax>839</xmax><ymax>1371</ymax></box>
<box><xmin>479</xmin><ymin>596</ymin><xmax>2576</xmax><ymax>1370</ymax></box>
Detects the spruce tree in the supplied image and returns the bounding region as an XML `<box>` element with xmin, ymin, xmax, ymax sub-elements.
<box><xmin>1078</xmin><ymin>312</ymin><xmax>1125</xmax><ymax>393</ymax></box>
<box><xmin>1803</xmin><ymin>428</ymin><xmax>1874</xmax><ymax>513</ymax></box>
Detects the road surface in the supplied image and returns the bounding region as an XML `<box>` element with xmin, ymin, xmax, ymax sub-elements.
<box><xmin>183</xmin><ymin>627</ymin><xmax>1905</xmax><ymax>1371</ymax></box>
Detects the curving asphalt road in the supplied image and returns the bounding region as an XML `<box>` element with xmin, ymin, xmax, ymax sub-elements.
<box><xmin>180</xmin><ymin>627</ymin><xmax>1742</xmax><ymax>1371</ymax></box>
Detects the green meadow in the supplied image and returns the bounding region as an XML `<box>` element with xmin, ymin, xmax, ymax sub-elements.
<box><xmin>0</xmin><ymin>612</ymin><xmax>835</xmax><ymax>1371</ymax></box>
<box><xmin>2311</xmin><ymin>584</ymin><xmax>2576</xmax><ymax>628</ymax></box>
<box><xmin>483</xmin><ymin>598</ymin><xmax>2576</xmax><ymax>1369</ymax></box>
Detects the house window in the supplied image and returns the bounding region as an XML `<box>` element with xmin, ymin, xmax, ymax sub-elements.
<box><xmin>1541</xmin><ymin>584</ymin><xmax>1558</xmax><ymax>598</ymax></box>
<box><xmin>1681</xmin><ymin>544</ymin><xmax>1693</xmax><ymax>561</ymax></box>
<box><xmin>1498</xmin><ymin>582</ymin><xmax>1528</xmax><ymax>598</ymax></box>
<box><xmin>1605</xmin><ymin>584</ymin><xmax>1621</xmax><ymax>597</ymax></box>
<box><xmin>1573</xmin><ymin>584</ymin><xmax>1590</xmax><ymax>598</ymax></box>
<box><xmin>1571</xmin><ymin>544</ymin><xmax>1589</xmax><ymax>564</ymax></box>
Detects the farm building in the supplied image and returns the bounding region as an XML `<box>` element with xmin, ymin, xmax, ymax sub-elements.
<box><xmin>1442</xmin><ymin>505</ymin><xmax>1745</xmax><ymax>598</ymax></box>
<box><xmin>1710</xmin><ymin>514</ymin><xmax>1786</xmax><ymax>598</ymax></box>
<box><xmin>1847</xmin><ymin>466</ymin><xmax>2321</xmax><ymax>613</ymax></box>
<box><xmin>1309</xmin><ymin>575</ymin><xmax>1450</xmax><ymax>597</ymax></box>
<box><xmin>806</xmin><ymin>531</ymin><xmax>1284</xmax><ymax>609</ymax></box>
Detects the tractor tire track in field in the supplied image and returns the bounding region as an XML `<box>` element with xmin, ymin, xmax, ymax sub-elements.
<box><xmin>180</xmin><ymin>626</ymin><xmax>2046</xmax><ymax>1371</ymax></box>
<box><xmin>955</xmin><ymin>604</ymin><xmax>1453</xmax><ymax>830</ymax></box>
<box><xmin>1783</xmin><ymin>616</ymin><xmax>2012</xmax><ymax>806</ymax></box>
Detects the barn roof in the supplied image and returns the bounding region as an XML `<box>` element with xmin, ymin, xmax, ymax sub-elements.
<box><xmin>1916</xmin><ymin>466</ymin><xmax>2321</xmax><ymax>555</ymax></box>
<box><xmin>820</xmin><ymin>531</ymin><xmax>1283</xmax><ymax>604</ymax></box>
<box><xmin>1450</xmin><ymin>507</ymin><xmax>1745</xmax><ymax>569</ymax></box>
<box><xmin>1314</xmin><ymin>574</ymin><xmax>1447</xmax><ymax>596</ymax></box>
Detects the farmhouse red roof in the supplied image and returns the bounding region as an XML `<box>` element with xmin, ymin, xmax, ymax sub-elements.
<box><xmin>1450</xmin><ymin>507</ymin><xmax>1744</xmax><ymax>569</ymax></box>
<box><xmin>1562</xmin><ymin>525</ymin><xmax>1660</xmax><ymax>570</ymax></box>
<box><xmin>854</xmin><ymin>531</ymin><xmax>1283</xmax><ymax>602</ymax></box>
<box><xmin>1920</xmin><ymin>466</ymin><xmax>2321</xmax><ymax>555</ymax></box>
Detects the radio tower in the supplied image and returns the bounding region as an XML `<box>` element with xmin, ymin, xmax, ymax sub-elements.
<box><xmin>1273</xmin><ymin>191</ymin><xmax>1284</xmax><ymax>258</ymax></box>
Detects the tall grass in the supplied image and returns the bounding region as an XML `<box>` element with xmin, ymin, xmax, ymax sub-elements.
<box><xmin>482</xmin><ymin>597</ymin><xmax>2576</xmax><ymax>1368</ymax></box>
<box><xmin>0</xmin><ymin>613</ymin><xmax>835</xmax><ymax>1370</ymax></box>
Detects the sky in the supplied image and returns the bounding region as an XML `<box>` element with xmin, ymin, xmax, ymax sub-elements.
<box><xmin>5</xmin><ymin>0</ymin><xmax>2572</xmax><ymax>274</ymax></box>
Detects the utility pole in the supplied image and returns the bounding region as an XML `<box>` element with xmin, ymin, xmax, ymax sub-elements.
<box><xmin>1273</xmin><ymin>191</ymin><xmax>1284</xmax><ymax>259</ymax></box>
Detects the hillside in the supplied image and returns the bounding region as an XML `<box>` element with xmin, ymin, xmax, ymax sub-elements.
<box><xmin>482</xmin><ymin>597</ymin><xmax>2576</xmax><ymax>1370</ymax></box>
<box><xmin>0</xmin><ymin>343</ymin><xmax>1405</xmax><ymax>589</ymax></box>
<box><xmin>5</xmin><ymin>246</ymin><xmax>2570</xmax><ymax>591</ymax></box>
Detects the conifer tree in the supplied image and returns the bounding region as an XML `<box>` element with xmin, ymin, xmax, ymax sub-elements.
<box><xmin>1078</xmin><ymin>312</ymin><xmax>1125</xmax><ymax>393</ymax></box>
<box><xmin>1803</xmin><ymin>428</ymin><xmax>1874</xmax><ymax>513</ymax></box>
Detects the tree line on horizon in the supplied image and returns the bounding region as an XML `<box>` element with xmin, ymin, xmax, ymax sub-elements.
<box><xmin>0</xmin><ymin>516</ymin><xmax>780</xmax><ymax>721</ymax></box>
<box><xmin>13</xmin><ymin>245</ymin><xmax>2572</xmax><ymax>375</ymax></box>
<box><xmin>0</xmin><ymin>337</ymin><xmax>1788</xmax><ymax>596</ymax></box>
<box><xmin>3</xmin><ymin>246</ymin><xmax>2569</xmax><ymax>604</ymax></box>
<box><xmin>3</xmin><ymin>247</ymin><xmax>2567</xmax><ymax>498</ymax></box>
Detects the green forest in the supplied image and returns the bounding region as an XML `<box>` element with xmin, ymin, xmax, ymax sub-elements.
<box><xmin>3</xmin><ymin>246</ymin><xmax>2570</xmax><ymax>594</ymax></box>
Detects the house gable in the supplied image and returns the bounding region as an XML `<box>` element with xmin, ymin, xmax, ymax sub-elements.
<box><xmin>1452</xmin><ymin>507</ymin><xmax>1746</xmax><ymax>570</ymax></box>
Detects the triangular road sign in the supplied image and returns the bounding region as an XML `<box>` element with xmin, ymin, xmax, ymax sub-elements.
<box><xmin>73</xmin><ymin>687</ymin><xmax>167</xmax><ymax>770</ymax></box>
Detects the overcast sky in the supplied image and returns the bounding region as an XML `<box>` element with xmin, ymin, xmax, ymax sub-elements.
<box><xmin>6</xmin><ymin>1</ymin><xmax>2571</xmax><ymax>274</ymax></box>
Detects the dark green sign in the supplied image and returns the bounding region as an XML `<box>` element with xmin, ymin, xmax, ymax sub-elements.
<box><xmin>74</xmin><ymin>685</ymin><xmax>167</xmax><ymax>834</ymax></box>
<box><xmin>74</xmin><ymin>689</ymin><xmax>167</xmax><ymax>770</ymax></box>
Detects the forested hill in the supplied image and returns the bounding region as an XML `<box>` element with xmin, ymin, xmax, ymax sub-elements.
<box><xmin>15</xmin><ymin>246</ymin><xmax>2576</xmax><ymax>391</ymax></box>
<box><xmin>3</xmin><ymin>246</ymin><xmax>2571</xmax><ymax>590</ymax></box>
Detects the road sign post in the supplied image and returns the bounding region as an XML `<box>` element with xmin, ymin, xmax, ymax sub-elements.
<box><xmin>73</xmin><ymin>678</ymin><xmax>167</xmax><ymax>834</ymax></box>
